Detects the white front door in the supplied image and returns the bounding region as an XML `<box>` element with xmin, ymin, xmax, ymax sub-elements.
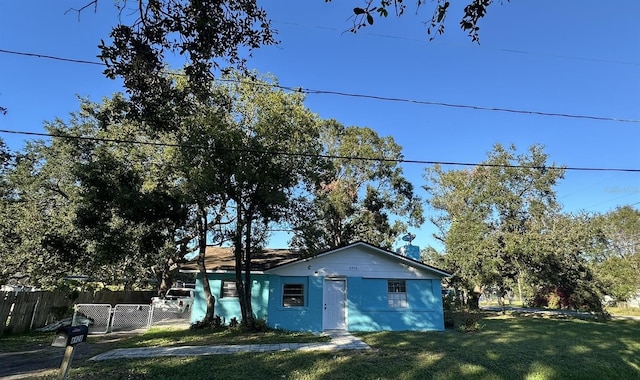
<box><xmin>323</xmin><ymin>279</ymin><xmax>346</xmax><ymax>330</ymax></box>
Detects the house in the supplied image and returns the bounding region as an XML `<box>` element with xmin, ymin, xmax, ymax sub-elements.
<box><xmin>180</xmin><ymin>241</ymin><xmax>451</xmax><ymax>332</ymax></box>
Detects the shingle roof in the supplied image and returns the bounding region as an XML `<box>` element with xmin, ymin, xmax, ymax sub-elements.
<box><xmin>179</xmin><ymin>246</ymin><xmax>301</xmax><ymax>273</ymax></box>
<box><xmin>180</xmin><ymin>241</ymin><xmax>451</xmax><ymax>278</ymax></box>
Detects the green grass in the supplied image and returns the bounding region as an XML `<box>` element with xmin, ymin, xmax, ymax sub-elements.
<box><xmin>0</xmin><ymin>326</ymin><xmax>328</xmax><ymax>353</ymax></box>
<box><xmin>606</xmin><ymin>306</ymin><xmax>640</xmax><ymax>317</ymax></box>
<box><xmin>5</xmin><ymin>316</ymin><xmax>640</xmax><ymax>379</ymax></box>
<box><xmin>113</xmin><ymin>326</ymin><xmax>330</xmax><ymax>348</ymax></box>
<box><xmin>0</xmin><ymin>331</ymin><xmax>57</xmax><ymax>352</ymax></box>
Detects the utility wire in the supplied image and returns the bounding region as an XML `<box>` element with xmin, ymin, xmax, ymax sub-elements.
<box><xmin>1</xmin><ymin>128</ymin><xmax>639</xmax><ymax>173</ymax></box>
<box><xmin>1</xmin><ymin>48</ymin><xmax>639</xmax><ymax>124</ymax></box>
<box><xmin>0</xmin><ymin>48</ymin><xmax>104</xmax><ymax>66</ymax></box>
<box><xmin>272</xmin><ymin>20</ymin><xmax>640</xmax><ymax>67</ymax></box>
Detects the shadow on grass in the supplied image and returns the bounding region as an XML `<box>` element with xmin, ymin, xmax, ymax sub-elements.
<box><xmin>57</xmin><ymin>315</ymin><xmax>640</xmax><ymax>380</ymax></box>
<box><xmin>355</xmin><ymin>316</ymin><xmax>640</xmax><ymax>379</ymax></box>
<box><xmin>115</xmin><ymin>326</ymin><xmax>329</xmax><ymax>349</ymax></box>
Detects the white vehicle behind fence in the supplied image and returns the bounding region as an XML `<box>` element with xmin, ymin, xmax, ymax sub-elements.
<box><xmin>151</xmin><ymin>287</ymin><xmax>195</xmax><ymax>313</ymax></box>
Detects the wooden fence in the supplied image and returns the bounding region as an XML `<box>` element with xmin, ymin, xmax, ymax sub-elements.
<box><xmin>0</xmin><ymin>290</ymin><xmax>155</xmax><ymax>337</ymax></box>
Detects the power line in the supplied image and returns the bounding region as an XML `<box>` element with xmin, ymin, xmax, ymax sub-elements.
<box><xmin>1</xmin><ymin>48</ymin><xmax>639</xmax><ymax>124</ymax></box>
<box><xmin>272</xmin><ymin>20</ymin><xmax>640</xmax><ymax>67</ymax></box>
<box><xmin>0</xmin><ymin>48</ymin><xmax>104</xmax><ymax>66</ymax></box>
<box><xmin>285</xmin><ymin>87</ymin><xmax>640</xmax><ymax>123</ymax></box>
<box><xmin>1</xmin><ymin>128</ymin><xmax>639</xmax><ymax>173</ymax></box>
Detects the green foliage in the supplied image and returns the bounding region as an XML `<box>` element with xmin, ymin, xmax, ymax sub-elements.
<box><xmin>547</xmin><ymin>292</ymin><xmax>561</xmax><ymax>309</ymax></box>
<box><xmin>442</xmin><ymin>290</ymin><xmax>484</xmax><ymax>332</ymax></box>
<box><xmin>332</xmin><ymin>0</ymin><xmax>501</xmax><ymax>43</ymax></box>
<box><xmin>98</xmin><ymin>0</ymin><xmax>275</xmax><ymax>132</ymax></box>
<box><xmin>425</xmin><ymin>144</ymin><xmax>604</xmax><ymax>312</ymax></box>
<box><xmin>0</xmin><ymin>134</ymin><xmax>87</xmax><ymax>288</ymax></box>
<box><xmin>49</xmin><ymin>305</ymin><xmax>74</xmax><ymax>321</ymax></box>
<box><xmin>524</xmin><ymin>214</ymin><xmax>606</xmax><ymax>312</ymax></box>
<box><xmin>421</xmin><ymin>246</ymin><xmax>445</xmax><ymax>268</ymax></box>
<box><xmin>45</xmin><ymin>98</ymin><xmax>192</xmax><ymax>290</ymax></box>
<box><xmin>590</xmin><ymin>206</ymin><xmax>640</xmax><ymax>301</ymax></box>
<box><xmin>190</xmin><ymin>314</ymin><xmax>225</xmax><ymax>330</ymax></box>
<box><xmin>453</xmin><ymin>310</ymin><xmax>485</xmax><ymax>332</ymax></box>
<box><xmin>291</xmin><ymin>120</ymin><xmax>422</xmax><ymax>252</ymax></box>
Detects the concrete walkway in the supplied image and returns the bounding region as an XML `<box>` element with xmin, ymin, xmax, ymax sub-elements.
<box><xmin>90</xmin><ymin>330</ymin><xmax>369</xmax><ymax>361</ymax></box>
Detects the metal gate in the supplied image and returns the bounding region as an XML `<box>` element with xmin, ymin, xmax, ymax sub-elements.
<box><xmin>72</xmin><ymin>303</ymin><xmax>191</xmax><ymax>333</ymax></box>
<box><xmin>73</xmin><ymin>304</ymin><xmax>112</xmax><ymax>334</ymax></box>
<box><xmin>111</xmin><ymin>304</ymin><xmax>152</xmax><ymax>332</ymax></box>
<box><xmin>150</xmin><ymin>305</ymin><xmax>192</xmax><ymax>326</ymax></box>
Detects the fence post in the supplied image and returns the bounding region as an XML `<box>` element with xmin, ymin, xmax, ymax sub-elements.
<box><xmin>29</xmin><ymin>295</ymin><xmax>40</xmax><ymax>330</ymax></box>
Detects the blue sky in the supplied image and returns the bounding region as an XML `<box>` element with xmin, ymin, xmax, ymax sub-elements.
<box><xmin>1</xmin><ymin>1</ymin><xmax>639</xmax><ymax>251</ymax></box>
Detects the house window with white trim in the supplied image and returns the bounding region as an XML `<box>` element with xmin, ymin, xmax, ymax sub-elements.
<box><xmin>221</xmin><ymin>280</ymin><xmax>239</xmax><ymax>298</ymax></box>
<box><xmin>282</xmin><ymin>283</ymin><xmax>305</xmax><ymax>307</ymax></box>
<box><xmin>388</xmin><ymin>280</ymin><xmax>408</xmax><ymax>308</ymax></box>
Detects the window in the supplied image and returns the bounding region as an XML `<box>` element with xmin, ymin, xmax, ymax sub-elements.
<box><xmin>388</xmin><ymin>280</ymin><xmax>408</xmax><ymax>308</ymax></box>
<box><xmin>221</xmin><ymin>280</ymin><xmax>239</xmax><ymax>298</ymax></box>
<box><xmin>282</xmin><ymin>283</ymin><xmax>305</xmax><ymax>307</ymax></box>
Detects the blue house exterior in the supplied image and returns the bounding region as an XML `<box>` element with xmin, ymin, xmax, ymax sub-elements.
<box><xmin>186</xmin><ymin>241</ymin><xmax>450</xmax><ymax>332</ymax></box>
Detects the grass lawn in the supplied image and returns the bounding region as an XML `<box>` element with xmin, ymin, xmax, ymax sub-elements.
<box><xmin>0</xmin><ymin>326</ymin><xmax>329</xmax><ymax>353</ymax></box>
<box><xmin>4</xmin><ymin>315</ymin><xmax>639</xmax><ymax>379</ymax></box>
<box><xmin>606</xmin><ymin>307</ymin><xmax>640</xmax><ymax>317</ymax></box>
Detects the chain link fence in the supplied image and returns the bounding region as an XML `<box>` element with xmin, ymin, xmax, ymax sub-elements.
<box><xmin>150</xmin><ymin>305</ymin><xmax>192</xmax><ymax>326</ymax></box>
<box><xmin>72</xmin><ymin>303</ymin><xmax>191</xmax><ymax>333</ymax></box>
<box><xmin>73</xmin><ymin>304</ymin><xmax>112</xmax><ymax>334</ymax></box>
<box><xmin>111</xmin><ymin>304</ymin><xmax>152</xmax><ymax>332</ymax></box>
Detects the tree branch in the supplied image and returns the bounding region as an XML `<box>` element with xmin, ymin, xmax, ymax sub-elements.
<box><xmin>65</xmin><ymin>0</ymin><xmax>99</xmax><ymax>20</ymax></box>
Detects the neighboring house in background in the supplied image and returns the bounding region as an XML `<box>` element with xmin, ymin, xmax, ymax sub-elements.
<box><xmin>180</xmin><ymin>241</ymin><xmax>451</xmax><ymax>332</ymax></box>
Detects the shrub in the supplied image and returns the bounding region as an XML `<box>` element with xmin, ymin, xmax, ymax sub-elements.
<box><xmin>443</xmin><ymin>291</ymin><xmax>463</xmax><ymax>328</ymax></box>
<box><xmin>189</xmin><ymin>314</ymin><xmax>225</xmax><ymax>330</ymax></box>
<box><xmin>443</xmin><ymin>298</ymin><xmax>485</xmax><ymax>333</ymax></box>
<box><xmin>252</xmin><ymin>318</ymin><xmax>268</xmax><ymax>332</ymax></box>
<box><xmin>548</xmin><ymin>292</ymin><xmax>561</xmax><ymax>309</ymax></box>
<box><xmin>528</xmin><ymin>286</ymin><xmax>603</xmax><ymax>312</ymax></box>
<box><xmin>454</xmin><ymin>310</ymin><xmax>484</xmax><ymax>333</ymax></box>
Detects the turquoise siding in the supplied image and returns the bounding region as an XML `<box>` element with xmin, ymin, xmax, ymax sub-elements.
<box><xmin>267</xmin><ymin>276</ymin><xmax>324</xmax><ymax>331</ymax></box>
<box><xmin>347</xmin><ymin>277</ymin><xmax>444</xmax><ymax>331</ymax></box>
<box><xmin>191</xmin><ymin>274</ymin><xmax>270</xmax><ymax>325</ymax></box>
<box><xmin>193</xmin><ymin>274</ymin><xmax>445</xmax><ymax>332</ymax></box>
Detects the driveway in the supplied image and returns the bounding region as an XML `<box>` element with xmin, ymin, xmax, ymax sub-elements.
<box><xmin>0</xmin><ymin>331</ymin><xmax>143</xmax><ymax>380</ymax></box>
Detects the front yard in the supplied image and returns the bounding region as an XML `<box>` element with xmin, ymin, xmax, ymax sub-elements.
<box><xmin>1</xmin><ymin>315</ymin><xmax>639</xmax><ymax>379</ymax></box>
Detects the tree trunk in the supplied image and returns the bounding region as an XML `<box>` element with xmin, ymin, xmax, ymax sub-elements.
<box><xmin>242</xmin><ymin>214</ymin><xmax>255</xmax><ymax>329</ymax></box>
<box><xmin>517</xmin><ymin>273</ymin><xmax>524</xmax><ymax>307</ymax></box>
<box><xmin>234</xmin><ymin>205</ymin><xmax>249</xmax><ymax>326</ymax></box>
<box><xmin>158</xmin><ymin>263</ymin><xmax>172</xmax><ymax>298</ymax></box>
<box><xmin>467</xmin><ymin>285</ymin><xmax>482</xmax><ymax>310</ymax></box>
<box><xmin>497</xmin><ymin>286</ymin><xmax>506</xmax><ymax>314</ymax></box>
<box><xmin>197</xmin><ymin>205</ymin><xmax>215</xmax><ymax>324</ymax></box>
